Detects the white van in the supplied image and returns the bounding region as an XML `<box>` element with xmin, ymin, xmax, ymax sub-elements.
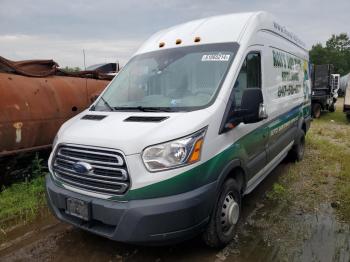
<box><xmin>46</xmin><ymin>11</ymin><xmax>311</xmax><ymax>247</ymax></box>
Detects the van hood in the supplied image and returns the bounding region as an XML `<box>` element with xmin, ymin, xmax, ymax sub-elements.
<box><xmin>56</xmin><ymin>109</ymin><xmax>211</xmax><ymax>155</ymax></box>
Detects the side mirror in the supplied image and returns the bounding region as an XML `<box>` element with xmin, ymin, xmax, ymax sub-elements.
<box><xmin>223</xmin><ymin>88</ymin><xmax>267</xmax><ymax>131</ymax></box>
<box><xmin>241</xmin><ymin>88</ymin><xmax>267</xmax><ymax>123</ymax></box>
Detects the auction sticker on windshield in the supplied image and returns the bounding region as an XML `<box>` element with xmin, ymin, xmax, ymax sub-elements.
<box><xmin>202</xmin><ymin>53</ymin><xmax>231</xmax><ymax>61</ymax></box>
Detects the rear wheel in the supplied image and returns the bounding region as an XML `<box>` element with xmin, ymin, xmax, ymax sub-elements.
<box><xmin>312</xmin><ymin>103</ymin><xmax>321</xmax><ymax>118</ymax></box>
<box><xmin>289</xmin><ymin>130</ymin><xmax>305</xmax><ymax>162</ymax></box>
<box><xmin>203</xmin><ymin>178</ymin><xmax>241</xmax><ymax>248</ymax></box>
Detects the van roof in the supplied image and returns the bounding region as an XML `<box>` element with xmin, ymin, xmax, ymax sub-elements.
<box><xmin>135</xmin><ymin>11</ymin><xmax>306</xmax><ymax>55</ymax></box>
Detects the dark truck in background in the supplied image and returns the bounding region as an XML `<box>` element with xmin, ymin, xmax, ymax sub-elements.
<box><xmin>310</xmin><ymin>64</ymin><xmax>340</xmax><ymax>118</ymax></box>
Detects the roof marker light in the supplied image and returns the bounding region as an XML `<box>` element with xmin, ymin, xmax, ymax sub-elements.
<box><xmin>159</xmin><ymin>42</ymin><xmax>165</xmax><ymax>48</ymax></box>
<box><xmin>194</xmin><ymin>36</ymin><xmax>201</xmax><ymax>43</ymax></box>
<box><xmin>175</xmin><ymin>39</ymin><xmax>182</xmax><ymax>45</ymax></box>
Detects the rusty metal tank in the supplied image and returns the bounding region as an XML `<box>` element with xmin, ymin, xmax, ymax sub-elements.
<box><xmin>0</xmin><ymin>56</ymin><xmax>111</xmax><ymax>156</ymax></box>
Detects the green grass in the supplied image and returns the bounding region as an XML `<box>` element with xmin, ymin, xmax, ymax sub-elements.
<box><xmin>315</xmin><ymin>98</ymin><xmax>349</xmax><ymax>126</ymax></box>
<box><xmin>317</xmin><ymin>111</ymin><xmax>349</xmax><ymax>125</ymax></box>
<box><xmin>317</xmin><ymin>140</ymin><xmax>350</xmax><ymax>217</ymax></box>
<box><xmin>307</xmin><ymin>132</ymin><xmax>350</xmax><ymax>220</ymax></box>
<box><xmin>0</xmin><ymin>176</ymin><xmax>47</xmax><ymax>227</ymax></box>
<box><xmin>265</xmin><ymin>106</ymin><xmax>350</xmax><ymax>221</ymax></box>
<box><xmin>0</xmin><ymin>154</ymin><xmax>48</xmax><ymax>232</ymax></box>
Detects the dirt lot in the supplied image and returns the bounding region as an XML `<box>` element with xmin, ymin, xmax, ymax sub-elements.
<box><xmin>0</xmin><ymin>99</ymin><xmax>349</xmax><ymax>262</ymax></box>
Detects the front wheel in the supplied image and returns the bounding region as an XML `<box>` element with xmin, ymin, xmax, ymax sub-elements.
<box><xmin>203</xmin><ymin>178</ymin><xmax>241</xmax><ymax>248</ymax></box>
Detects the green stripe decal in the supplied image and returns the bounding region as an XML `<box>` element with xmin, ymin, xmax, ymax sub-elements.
<box><xmin>110</xmin><ymin>103</ymin><xmax>303</xmax><ymax>201</ymax></box>
<box><xmin>111</xmin><ymin>142</ymin><xmax>242</xmax><ymax>201</ymax></box>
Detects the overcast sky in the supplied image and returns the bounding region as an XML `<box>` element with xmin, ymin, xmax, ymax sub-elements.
<box><xmin>1</xmin><ymin>0</ymin><xmax>349</xmax><ymax>68</ymax></box>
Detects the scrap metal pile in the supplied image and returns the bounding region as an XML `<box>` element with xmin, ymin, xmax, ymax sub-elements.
<box><xmin>0</xmin><ymin>56</ymin><xmax>112</xmax><ymax>157</ymax></box>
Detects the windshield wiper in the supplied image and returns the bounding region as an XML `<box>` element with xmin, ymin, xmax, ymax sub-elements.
<box><xmin>113</xmin><ymin>106</ymin><xmax>174</xmax><ymax>112</ymax></box>
<box><xmin>100</xmin><ymin>97</ymin><xmax>114</xmax><ymax>111</ymax></box>
<box><xmin>137</xmin><ymin>106</ymin><xmax>174</xmax><ymax>112</ymax></box>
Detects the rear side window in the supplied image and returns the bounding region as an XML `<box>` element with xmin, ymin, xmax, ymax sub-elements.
<box><xmin>233</xmin><ymin>52</ymin><xmax>261</xmax><ymax>107</ymax></box>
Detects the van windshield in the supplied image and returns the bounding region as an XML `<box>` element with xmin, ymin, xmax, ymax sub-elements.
<box><xmin>94</xmin><ymin>43</ymin><xmax>237</xmax><ymax>112</ymax></box>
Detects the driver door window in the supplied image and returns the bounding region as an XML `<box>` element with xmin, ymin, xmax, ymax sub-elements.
<box><xmin>233</xmin><ymin>52</ymin><xmax>261</xmax><ymax>108</ymax></box>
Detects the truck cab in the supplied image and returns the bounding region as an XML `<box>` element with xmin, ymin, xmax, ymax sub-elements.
<box><xmin>46</xmin><ymin>11</ymin><xmax>311</xmax><ymax>247</ymax></box>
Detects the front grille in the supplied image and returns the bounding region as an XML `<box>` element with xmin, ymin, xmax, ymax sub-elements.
<box><xmin>52</xmin><ymin>144</ymin><xmax>130</xmax><ymax>195</ymax></box>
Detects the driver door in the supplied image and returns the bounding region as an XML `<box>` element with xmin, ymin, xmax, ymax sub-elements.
<box><xmin>232</xmin><ymin>51</ymin><xmax>269</xmax><ymax>179</ymax></box>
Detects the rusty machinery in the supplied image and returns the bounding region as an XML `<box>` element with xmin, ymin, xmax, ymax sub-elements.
<box><xmin>0</xmin><ymin>56</ymin><xmax>113</xmax><ymax>157</ymax></box>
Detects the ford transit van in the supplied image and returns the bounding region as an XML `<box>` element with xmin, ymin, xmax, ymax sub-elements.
<box><xmin>46</xmin><ymin>11</ymin><xmax>311</xmax><ymax>247</ymax></box>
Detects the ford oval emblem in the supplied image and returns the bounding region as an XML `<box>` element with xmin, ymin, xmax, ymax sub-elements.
<box><xmin>72</xmin><ymin>162</ymin><xmax>93</xmax><ymax>174</ymax></box>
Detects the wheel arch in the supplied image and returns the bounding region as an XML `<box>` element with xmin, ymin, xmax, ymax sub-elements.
<box><xmin>297</xmin><ymin>117</ymin><xmax>307</xmax><ymax>134</ymax></box>
<box><xmin>301</xmin><ymin>122</ymin><xmax>307</xmax><ymax>134</ymax></box>
<box><xmin>215</xmin><ymin>159</ymin><xmax>248</xmax><ymax>195</ymax></box>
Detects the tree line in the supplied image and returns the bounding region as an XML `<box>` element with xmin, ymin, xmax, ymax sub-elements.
<box><xmin>309</xmin><ymin>33</ymin><xmax>350</xmax><ymax>76</ymax></box>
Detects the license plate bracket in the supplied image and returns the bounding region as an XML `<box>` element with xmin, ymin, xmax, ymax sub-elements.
<box><xmin>66</xmin><ymin>197</ymin><xmax>90</xmax><ymax>221</ymax></box>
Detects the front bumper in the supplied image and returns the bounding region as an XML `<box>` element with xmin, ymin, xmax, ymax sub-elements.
<box><xmin>45</xmin><ymin>175</ymin><xmax>216</xmax><ymax>244</ymax></box>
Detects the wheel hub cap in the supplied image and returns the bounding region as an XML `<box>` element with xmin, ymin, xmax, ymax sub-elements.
<box><xmin>221</xmin><ymin>193</ymin><xmax>239</xmax><ymax>232</ymax></box>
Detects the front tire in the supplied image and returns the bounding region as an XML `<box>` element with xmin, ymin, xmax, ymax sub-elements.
<box><xmin>203</xmin><ymin>178</ymin><xmax>241</xmax><ymax>248</ymax></box>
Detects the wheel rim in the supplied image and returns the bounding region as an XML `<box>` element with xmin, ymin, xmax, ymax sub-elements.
<box><xmin>220</xmin><ymin>192</ymin><xmax>239</xmax><ymax>234</ymax></box>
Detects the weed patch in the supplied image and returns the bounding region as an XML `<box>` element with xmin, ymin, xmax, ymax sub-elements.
<box><xmin>266</xmin><ymin>183</ymin><xmax>287</xmax><ymax>202</ymax></box>
<box><xmin>0</xmin><ymin>154</ymin><xmax>47</xmax><ymax>232</ymax></box>
<box><xmin>0</xmin><ymin>176</ymin><xmax>46</xmax><ymax>227</ymax></box>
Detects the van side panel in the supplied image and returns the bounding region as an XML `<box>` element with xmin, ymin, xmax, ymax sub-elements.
<box><xmin>259</xmin><ymin>31</ymin><xmax>308</xmax><ymax>120</ymax></box>
<box><xmin>258</xmin><ymin>31</ymin><xmax>310</xmax><ymax>162</ymax></box>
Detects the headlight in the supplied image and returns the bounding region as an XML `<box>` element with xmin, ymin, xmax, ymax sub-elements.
<box><xmin>142</xmin><ymin>128</ymin><xmax>207</xmax><ymax>172</ymax></box>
